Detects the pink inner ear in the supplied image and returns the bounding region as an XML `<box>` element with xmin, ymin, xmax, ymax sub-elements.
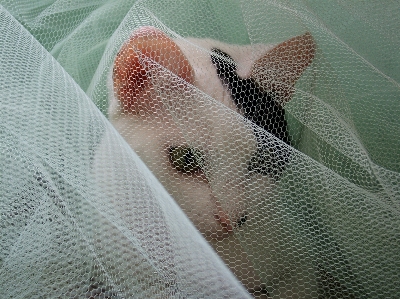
<box><xmin>250</xmin><ymin>32</ymin><xmax>316</xmax><ymax>105</ymax></box>
<box><xmin>113</xmin><ymin>26</ymin><xmax>195</xmax><ymax>113</ymax></box>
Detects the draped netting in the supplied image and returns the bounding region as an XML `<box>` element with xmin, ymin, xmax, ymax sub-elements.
<box><xmin>1</xmin><ymin>1</ymin><xmax>399</xmax><ymax>298</ymax></box>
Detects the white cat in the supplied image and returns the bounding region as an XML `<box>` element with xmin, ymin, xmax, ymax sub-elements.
<box><xmin>101</xmin><ymin>26</ymin><xmax>316</xmax><ymax>297</ymax></box>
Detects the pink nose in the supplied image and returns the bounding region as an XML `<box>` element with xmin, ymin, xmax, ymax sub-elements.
<box><xmin>214</xmin><ymin>208</ymin><xmax>234</xmax><ymax>235</ymax></box>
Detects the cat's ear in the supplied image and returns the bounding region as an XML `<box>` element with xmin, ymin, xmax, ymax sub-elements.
<box><xmin>250</xmin><ymin>32</ymin><xmax>315</xmax><ymax>105</ymax></box>
<box><xmin>112</xmin><ymin>26</ymin><xmax>195</xmax><ymax>113</ymax></box>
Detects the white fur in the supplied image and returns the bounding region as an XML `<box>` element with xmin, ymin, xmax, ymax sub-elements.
<box><xmin>97</xmin><ymin>34</ymin><xmax>318</xmax><ymax>297</ymax></box>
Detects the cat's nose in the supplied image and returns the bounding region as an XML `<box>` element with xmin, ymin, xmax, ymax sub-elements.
<box><xmin>214</xmin><ymin>209</ymin><xmax>234</xmax><ymax>234</ymax></box>
<box><xmin>214</xmin><ymin>209</ymin><xmax>249</xmax><ymax>236</ymax></box>
<box><xmin>236</xmin><ymin>212</ymin><xmax>248</xmax><ymax>228</ymax></box>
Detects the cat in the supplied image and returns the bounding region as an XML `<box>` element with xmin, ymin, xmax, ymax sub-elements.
<box><xmin>101</xmin><ymin>26</ymin><xmax>316</xmax><ymax>298</ymax></box>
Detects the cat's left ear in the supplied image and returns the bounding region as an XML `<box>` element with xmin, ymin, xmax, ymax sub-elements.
<box><xmin>112</xmin><ymin>26</ymin><xmax>195</xmax><ymax>114</ymax></box>
<box><xmin>250</xmin><ymin>32</ymin><xmax>315</xmax><ymax>105</ymax></box>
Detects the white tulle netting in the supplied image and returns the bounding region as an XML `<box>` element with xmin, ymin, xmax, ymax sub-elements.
<box><xmin>1</xmin><ymin>1</ymin><xmax>399</xmax><ymax>298</ymax></box>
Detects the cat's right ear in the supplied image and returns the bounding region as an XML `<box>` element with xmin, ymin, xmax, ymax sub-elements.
<box><xmin>112</xmin><ymin>26</ymin><xmax>195</xmax><ymax>113</ymax></box>
<box><xmin>250</xmin><ymin>32</ymin><xmax>315</xmax><ymax>105</ymax></box>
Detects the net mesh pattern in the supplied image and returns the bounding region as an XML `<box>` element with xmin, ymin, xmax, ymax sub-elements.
<box><xmin>1</xmin><ymin>1</ymin><xmax>399</xmax><ymax>298</ymax></box>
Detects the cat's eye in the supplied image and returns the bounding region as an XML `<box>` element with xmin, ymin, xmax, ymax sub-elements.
<box><xmin>168</xmin><ymin>146</ymin><xmax>204</xmax><ymax>174</ymax></box>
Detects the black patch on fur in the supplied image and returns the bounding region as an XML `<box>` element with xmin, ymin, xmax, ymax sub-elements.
<box><xmin>237</xmin><ymin>212</ymin><xmax>248</xmax><ymax>227</ymax></box>
<box><xmin>211</xmin><ymin>48</ymin><xmax>291</xmax><ymax>176</ymax></box>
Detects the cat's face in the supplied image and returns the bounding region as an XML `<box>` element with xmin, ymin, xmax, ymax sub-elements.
<box><xmin>109</xmin><ymin>26</ymin><xmax>315</xmax><ymax>240</ymax></box>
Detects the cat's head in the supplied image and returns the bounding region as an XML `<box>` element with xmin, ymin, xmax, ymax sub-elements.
<box><xmin>109</xmin><ymin>26</ymin><xmax>315</xmax><ymax>239</ymax></box>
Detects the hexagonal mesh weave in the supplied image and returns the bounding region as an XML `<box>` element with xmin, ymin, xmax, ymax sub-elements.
<box><xmin>1</xmin><ymin>1</ymin><xmax>399</xmax><ymax>298</ymax></box>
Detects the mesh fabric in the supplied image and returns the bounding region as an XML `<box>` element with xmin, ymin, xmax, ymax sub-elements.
<box><xmin>1</xmin><ymin>1</ymin><xmax>399</xmax><ymax>298</ymax></box>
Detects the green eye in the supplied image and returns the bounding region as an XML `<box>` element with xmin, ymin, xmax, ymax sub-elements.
<box><xmin>169</xmin><ymin>146</ymin><xmax>204</xmax><ymax>173</ymax></box>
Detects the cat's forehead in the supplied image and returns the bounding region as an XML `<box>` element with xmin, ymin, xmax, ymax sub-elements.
<box><xmin>176</xmin><ymin>38</ymin><xmax>275</xmax><ymax>78</ymax></box>
<box><xmin>170</xmin><ymin>38</ymin><xmax>275</xmax><ymax>112</ymax></box>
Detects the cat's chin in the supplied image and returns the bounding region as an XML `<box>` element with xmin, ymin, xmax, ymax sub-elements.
<box><xmin>202</xmin><ymin>222</ymin><xmax>234</xmax><ymax>241</ymax></box>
